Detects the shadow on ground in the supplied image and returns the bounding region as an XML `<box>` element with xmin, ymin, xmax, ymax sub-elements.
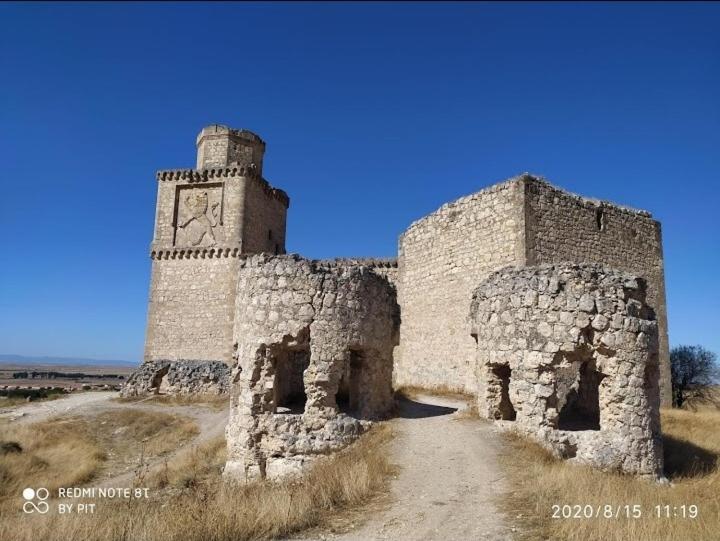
<box><xmin>664</xmin><ymin>435</ymin><xmax>718</xmax><ymax>478</ymax></box>
<box><xmin>394</xmin><ymin>396</ymin><xmax>458</xmax><ymax>419</ymax></box>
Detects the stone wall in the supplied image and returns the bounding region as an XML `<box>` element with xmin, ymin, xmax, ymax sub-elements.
<box><xmin>396</xmin><ymin>178</ymin><xmax>526</xmax><ymax>391</ymax></box>
<box><xmin>144</xmin><ymin>256</ymin><xmax>240</xmax><ymax>363</ymax></box>
<box><xmin>240</xmin><ymin>171</ymin><xmax>288</xmax><ymax>255</ymax></box>
<box><xmin>150</xmin><ymin>171</ymin><xmax>248</xmax><ymax>251</ymax></box>
<box><xmin>523</xmin><ymin>179</ymin><xmax>671</xmax><ymax>405</ymax></box>
<box><xmin>396</xmin><ymin>173</ymin><xmax>670</xmax><ymax>403</ymax></box>
<box><xmin>120</xmin><ymin>360</ymin><xmax>230</xmax><ymax>396</ymax></box>
<box><xmin>314</xmin><ymin>258</ymin><xmax>398</xmax><ymax>288</ymax></box>
<box><xmin>224</xmin><ymin>254</ymin><xmax>399</xmax><ymax>482</ymax></box>
<box><xmin>470</xmin><ymin>264</ymin><xmax>663</xmax><ymax>477</ymax></box>
<box><xmin>196</xmin><ymin>124</ymin><xmax>266</xmax><ymax>172</ymax></box>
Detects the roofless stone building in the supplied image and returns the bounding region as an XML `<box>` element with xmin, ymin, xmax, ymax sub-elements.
<box><xmin>123</xmin><ymin>125</ymin><xmax>669</xmax><ymax>478</ymax></box>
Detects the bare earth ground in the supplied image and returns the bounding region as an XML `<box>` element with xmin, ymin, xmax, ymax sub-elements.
<box><xmin>3</xmin><ymin>391</ymin><xmax>511</xmax><ymax>541</ymax></box>
<box><xmin>0</xmin><ymin>391</ymin><xmax>115</xmax><ymax>424</ymax></box>
<box><xmin>302</xmin><ymin>393</ymin><xmax>512</xmax><ymax>541</ymax></box>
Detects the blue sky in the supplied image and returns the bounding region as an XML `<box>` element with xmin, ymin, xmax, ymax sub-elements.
<box><xmin>1</xmin><ymin>2</ymin><xmax>718</xmax><ymax>362</ymax></box>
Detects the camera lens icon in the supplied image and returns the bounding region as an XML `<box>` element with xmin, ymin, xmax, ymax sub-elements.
<box><xmin>22</xmin><ymin>487</ymin><xmax>49</xmax><ymax>514</ymax></box>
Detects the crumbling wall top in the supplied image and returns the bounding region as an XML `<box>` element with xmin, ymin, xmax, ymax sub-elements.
<box><xmin>401</xmin><ymin>173</ymin><xmax>653</xmax><ymax>241</ymax></box>
<box><xmin>196</xmin><ymin>124</ymin><xmax>265</xmax><ymax>147</ymax></box>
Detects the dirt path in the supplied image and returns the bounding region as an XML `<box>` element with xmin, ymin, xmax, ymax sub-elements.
<box><xmin>1</xmin><ymin>391</ymin><xmax>228</xmax><ymax>488</ymax></box>
<box><xmin>315</xmin><ymin>394</ymin><xmax>512</xmax><ymax>541</ymax></box>
<box><xmin>0</xmin><ymin>391</ymin><xmax>116</xmax><ymax>424</ymax></box>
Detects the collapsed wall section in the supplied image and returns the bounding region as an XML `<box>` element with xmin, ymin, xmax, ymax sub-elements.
<box><xmin>224</xmin><ymin>254</ymin><xmax>399</xmax><ymax>482</ymax></box>
<box><xmin>120</xmin><ymin>360</ymin><xmax>230</xmax><ymax>396</ymax></box>
<box><xmin>395</xmin><ymin>177</ymin><xmax>526</xmax><ymax>392</ymax></box>
<box><xmin>470</xmin><ymin>264</ymin><xmax>663</xmax><ymax>477</ymax></box>
<box><xmin>523</xmin><ymin>179</ymin><xmax>671</xmax><ymax>405</ymax></box>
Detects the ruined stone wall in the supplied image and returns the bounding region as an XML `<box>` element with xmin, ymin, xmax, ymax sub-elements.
<box><xmin>120</xmin><ymin>360</ymin><xmax>230</xmax><ymax>396</ymax></box>
<box><xmin>314</xmin><ymin>258</ymin><xmax>398</xmax><ymax>288</ymax></box>
<box><xmin>396</xmin><ymin>178</ymin><xmax>526</xmax><ymax>392</ymax></box>
<box><xmin>523</xmin><ymin>179</ymin><xmax>671</xmax><ymax>405</ymax></box>
<box><xmin>224</xmin><ymin>254</ymin><xmax>399</xmax><ymax>482</ymax></box>
<box><xmin>144</xmin><ymin>256</ymin><xmax>240</xmax><ymax>363</ymax></box>
<box><xmin>470</xmin><ymin>264</ymin><xmax>663</xmax><ymax>477</ymax></box>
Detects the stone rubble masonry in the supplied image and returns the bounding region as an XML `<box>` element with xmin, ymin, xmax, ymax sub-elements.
<box><xmin>396</xmin><ymin>173</ymin><xmax>671</xmax><ymax>406</ymax></box>
<box><xmin>143</xmin><ymin>124</ymin><xmax>289</xmax><ymax>365</ymax></box>
<box><xmin>523</xmin><ymin>179</ymin><xmax>670</xmax><ymax>406</ymax></box>
<box><xmin>313</xmin><ymin>257</ymin><xmax>398</xmax><ymax>287</ymax></box>
<box><xmin>120</xmin><ymin>360</ymin><xmax>230</xmax><ymax>397</ymax></box>
<box><xmin>224</xmin><ymin>254</ymin><xmax>399</xmax><ymax>482</ymax></box>
<box><xmin>470</xmin><ymin>264</ymin><xmax>663</xmax><ymax>477</ymax></box>
<box><xmin>131</xmin><ymin>126</ymin><xmax>671</xmax><ymax>479</ymax></box>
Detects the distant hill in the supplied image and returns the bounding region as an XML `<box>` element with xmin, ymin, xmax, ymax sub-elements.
<box><xmin>0</xmin><ymin>354</ymin><xmax>138</xmax><ymax>368</ymax></box>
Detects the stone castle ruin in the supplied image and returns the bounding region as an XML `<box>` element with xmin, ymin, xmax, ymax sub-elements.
<box><xmin>225</xmin><ymin>254</ymin><xmax>398</xmax><ymax>480</ymax></box>
<box><xmin>470</xmin><ymin>264</ymin><xmax>663</xmax><ymax>477</ymax></box>
<box><xmin>124</xmin><ymin>124</ymin><xmax>670</xmax><ymax>478</ymax></box>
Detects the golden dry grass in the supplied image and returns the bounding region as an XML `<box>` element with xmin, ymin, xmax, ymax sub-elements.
<box><xmin>501</xmin><ymin>406</ymin><xmax>720</xmax><ymax>541</ymax></box>
<box><xmin>91</xmin><ymin>409</ymin><xmax>198</xmax><ymax>457</ymax></box>
<box><xmin>0</xmin><ymin>424</ymin><xmax>395</xmax><ymax>541</ymax></box>
<box><xmin>148</xmin><ymin>435</ymin><xmax>227</xmax><ymax>490</ymax></box>
<box><xmin>0</xmin><ymin>417</ymin><xmax>104</xmax><ymax>512</ymax></box>
<box><xmin>0</xmin><ymin>410</ymin><xmax>198</xmax><ymax>516</ymax></box>
<box><xmin>394</xmin><ymin>384</ymin><xmax>472</xmax><ymax>402</ymax></box>
<box><xmin>114</xmin><ymin>393</ymin><xmax>230</xmax><ymax>411</ymax></box>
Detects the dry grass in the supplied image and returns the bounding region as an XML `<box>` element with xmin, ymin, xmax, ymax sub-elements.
<box><xmin>394</xmin><ymin>384</ymin><xmax>471</xmax><ymax>402</ymax></box>
<box><xmin>0</xmin><ymin>417</ymin><xmax>105</xmax><ymax>512</ymax></box>
<box><xmin>0</xmin><ymin>424</ymin><xmax>395</xmax><ymax>541</ymax></box>
<box><xmin>114</xmin><ymin>394</ymin><xmax>230</xmax><ymax>411</ymax></box>
<box><xmin>148</xmin><ymin>435</ymin><xmax>227</xmax><ymax>490</ymax></box>
<box><xmin>91</xmin><ymin>409</ymin><xmax>198</xmax><ymax>457</ymax></box>
<box><xmin>451</xmin><ymin>402</ymin><xmax>479</xmax><ymax>420</ymax></box>
<box><xmin>501</xmin><ymin>405</ymin><xmax>720</xmax><ymax>541</ymax></box>
<box><xmin>0</xmin><ymin>410</ymin><xmax>198</xmax><ymax>515</ymax></box>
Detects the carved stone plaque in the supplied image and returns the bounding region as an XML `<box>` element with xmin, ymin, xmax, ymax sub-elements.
<box><xmin>174</xmin><ymin>184</ymin><xmax>224</xmax><ymax>247</ymax></box>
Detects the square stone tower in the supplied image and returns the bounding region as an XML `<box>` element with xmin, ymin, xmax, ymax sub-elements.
<box><xmin>144</xmin><ymin>124</ymin><xmax>290</xmax><ymax>365</ymax></box>
<box><xmin>395</xmin><ymin>174</ymin><xmax>671</xmax><ymax>405</ymax></box>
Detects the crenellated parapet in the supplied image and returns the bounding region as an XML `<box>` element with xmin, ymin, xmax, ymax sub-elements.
<box><xmin>155</xmin><ymin>167</ymin><xmax>289</xmax><ymax>208</ymax></box>
<box><xmin>150</xmin><ymin>246</ymin><xmax>244</xmax><ymax>260</ymax></box>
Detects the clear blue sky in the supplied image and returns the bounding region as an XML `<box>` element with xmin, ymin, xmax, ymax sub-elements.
<box><xmin>1</xmin><ymin>2</ymin><xmax>718</xmax><ymax>362</ymax></box>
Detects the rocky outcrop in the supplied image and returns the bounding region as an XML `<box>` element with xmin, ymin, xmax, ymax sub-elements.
<box><xmin>120</xmin><ymin>360</ymin><xmax>230</xmax><ymax>397</ymax></box>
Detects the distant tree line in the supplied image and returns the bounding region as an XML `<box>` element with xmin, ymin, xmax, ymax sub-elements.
<box><xmin>12</xmin><ymin>371</ymin><xmax>125</xmax><ymax>380</ymax></box>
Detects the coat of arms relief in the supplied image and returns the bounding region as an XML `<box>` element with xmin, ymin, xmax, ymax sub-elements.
<box><xmin>175</xmin><ymin>188</ymin><xmax>224</xmax><ymax>247</ymax></box>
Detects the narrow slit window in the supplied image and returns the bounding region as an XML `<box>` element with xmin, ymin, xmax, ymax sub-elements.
<box><xmin>595</xmin><ymin>207</ymin><xmax>605</xmax><ymax>231</ymax></box>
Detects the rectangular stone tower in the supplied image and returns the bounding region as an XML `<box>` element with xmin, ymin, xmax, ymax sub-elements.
<box><xmin>144</xmin><ymin>125</ymin><xmax>290</xmax><ymax>365</ymax></box>
<box><xmin>395</xmin><ymin>174</ymin><xmax>671</xmax><ymax>405</ymax></box>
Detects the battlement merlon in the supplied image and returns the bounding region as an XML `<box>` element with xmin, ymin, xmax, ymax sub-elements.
<box><xmin>154</xmin><ymin>167</ymin><xmax>290</xmax><ymax>208</ymax></box>
<box><xmin>195</xmin><ymin>124</ymin><xmax>266</xmax><ymax>172</ymax></box>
